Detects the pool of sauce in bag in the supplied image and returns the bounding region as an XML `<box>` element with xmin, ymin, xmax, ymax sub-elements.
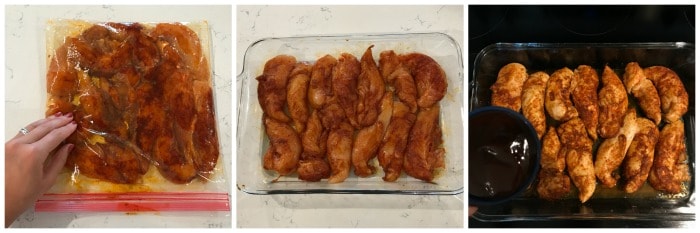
<box><xmin>469</xmin><ymin>110</ymin><xmax>534</xmax><ymax>199</ymax></box>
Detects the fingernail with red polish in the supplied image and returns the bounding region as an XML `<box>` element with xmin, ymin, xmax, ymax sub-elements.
<box><xmin>67</xmin><ymin>144</ymin><xmax>75</xmax><ymax>151</ymax></box>
<box><xmin>66</xmin><ymin>112</ymin><xmax>73</xmax><ymax>118</ymax></box>
<box><xmin>54</xmin><ymin>112</ymin><xmax>62</xmax><ymax>117</ymax></box>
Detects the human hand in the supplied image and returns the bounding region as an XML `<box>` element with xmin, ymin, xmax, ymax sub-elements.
<box><xmin>469</xmin><ymin>206</ymin><xmax>478</xmax><ymax>217</ymax></box>
<box><xmin>4</xmin><ymin>113</ymin><xmax>77</xmax><ymax>227</ymax></box>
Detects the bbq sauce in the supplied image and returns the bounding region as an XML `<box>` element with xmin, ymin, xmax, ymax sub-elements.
<box><xmin>469</xmin><ymin>109</ymin><xmax>536</xmax><ymax>199</ymax></box>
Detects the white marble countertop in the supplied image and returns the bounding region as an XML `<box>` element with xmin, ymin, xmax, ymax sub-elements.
<box><xmin>235</xmin><ymin>5</ymin><xmax>464</xmax><ymax>227</ymax></box>
<box><xmin>4</xmin><ymin>5</ymin><xmax>232</xmax><ymax>227</ymax></box>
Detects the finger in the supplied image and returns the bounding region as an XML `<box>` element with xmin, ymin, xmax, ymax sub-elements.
<box><xmin>32</xmin><ymin>120</ymin><xmax>77</xmax><ymax>160</ymax></box>
<box><xmin>468</xmin><ymin>206</ymin><xmax>478</xmax><ymax>217</ymax></box>
<box><xmin>18</xmin><ymin>113</ymin><xmax>73</xmax><ymax>144</ymax></box>
<box><xmin>12</xmin><ymin>113</ymin><xmax>63</xmax><ymax>139</ymax></box>
<box><xmin>41</xmin><ymin>143</ymin><xmax>72</xmax><ymax>193</ymax></box>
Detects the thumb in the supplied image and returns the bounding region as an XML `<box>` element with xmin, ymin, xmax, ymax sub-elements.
<box><xmin>41</xmin><ymin>143</ymin><xmax>73</xmax><ymax>193</ymax></box>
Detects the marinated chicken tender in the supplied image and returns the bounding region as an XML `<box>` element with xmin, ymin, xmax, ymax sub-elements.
<box><xmin>623</xmin><ymin>118</ymin><xmax>658</xmax><ymax>193</ymax></box>
<box><xmin>558</xmin><ymin>118</ymin><xmax>596</xmax><ymax>203</ymax></box>
<box><xmin>649</xmin><ymin>120</ymin><xmax>690</xmax><ymax>193</ymax></box>
<box><xmin>595</xmin><ymin>110</ymin><xmax>638</xmax><ymax>188</ymax></box>
<box><xmin>644</xmin><ymin>66</ymin><xmax>688</xmax><ymax>123</ymax></box>
<box><xmin>537</xmin><ymin>127</ymin><xmax>571</xmax><ymax>200</ymax></box>
<box><xmin>287</xmin><ymin>63</ymin><xmax>312</xmax><ymax>133</ymax></box>
<box><xmin>352</xmin><ymin>93</ymin><xmax>393</xmax><ymax>177</ymax></box>
<box><xmin>298</xmin><ymin>110</ymin><xmax>331</xmax><ymax>182</ymax></box>
<box><xmin>309</xmin><ymin>55</ymin><xmax>337</xmax><ymax>109</ymax></box>
<box><xmin>48</xmin><ymin>22</ymin><xmax>219</xmax><ymax>184</ymax></box>
<box><xmin>332</xmin><ymin>53</ymin><xmax>362</xmax><ymax>128</ymax></box>
<box><xmin>379</xmin><ymin>50</ymin><xmax>418</xmax><ymax>113</ymax></box>
<box><xmin>327</xmin><ymin>121</ymin><xmax>354</xmax><ymax>183</ymax></box>
<box><xmin>598</xmin><ymin>65</ymin><xmax>628</xmax><ymax>138</ymax></box>
<box><xmin>401</xmin><ymin>52</ymin><xmax>446</xmax><ymax>109</ymax></box>
<box><xmin>623</xmin><ymin>62</ymin><xmax>661</xmax><ymax>125</ymax></box>
<box><xmin>378</xmin><ymin>101</ymin><xmax>416</xmax><ymax>182</ymax></box>
<box><xmin>257</xmin><ymin>49</ymin><xmax>447</xmax><ymax>183</ymax></box>
<box><xmin>356</xmin><ymin>46</ymin><xmax>386</xmax><ymax>127</ymax></box>
<box><xmin>521</xmin><ymin>71</ymin><xmax>549</xmax><ymax>139</ymax></box>
<box><xmin>262</xmin><ymin>116</ymin><xmax>302</xmax><ymax>177</ymax></box>
<box><xmin>405</xmin><ymin>106</ymin><xmax>445</xmax><ymax>182</ymax></box>
<box><xmin>545</xmin><ymin>67</ymin><xmax>579</xmax><ymax>121</ymax></box>
<box><xmin>571</xmin><ymin>65</ymin><xmax>599</xmax><ymax>140</ymax></box>
<box><xmin>490</xmin><ymin>63</ymin><xmax>528</xmax><ymax>112</ymax></box>
<box><xmin>257</xmin><ymin>55</ymin><xmax>297</xmax><ymax>123</ymax></box>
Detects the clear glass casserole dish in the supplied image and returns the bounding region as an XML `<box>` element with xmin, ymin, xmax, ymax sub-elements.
<box><xmin>237</xmin><ymin>32</ymin><xmax>464</xmax><ymax>195</ymax></box>
<box><xmin>469</xmin><ymin>43</ymin><xmax>695</xmax><ymax>221</ymax></box>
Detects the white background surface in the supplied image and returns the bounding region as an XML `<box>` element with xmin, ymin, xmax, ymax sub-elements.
<box><xmin>4</xmin><ymin>5</ymin><xmax>232</xmax><ymax>227</ymax></box>
<box><xmin>236</xmin><ymin>5</ymin><xmax>464</xmax><ymax>227</ymax></box>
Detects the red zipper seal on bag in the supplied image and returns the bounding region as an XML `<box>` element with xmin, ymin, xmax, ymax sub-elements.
<box><xmin>35</xmin><ymin>192</ymin><xmax>230</xmax><ymax>212</ymax></box>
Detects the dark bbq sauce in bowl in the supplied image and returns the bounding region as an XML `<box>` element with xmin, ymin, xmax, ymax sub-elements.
<box><xmin>469</xmin><ymin>106</ymin><xmax>540</xmax><ymax>205</ymax></box>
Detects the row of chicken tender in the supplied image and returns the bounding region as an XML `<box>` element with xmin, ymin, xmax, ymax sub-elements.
<box><xmin>490</xmin><ymin>62</ymin><xmax>690</xmax><ymax>203</ymax></box>
<box><xmin>257</xmin><ymin>45</ymin><xmax>448</xmax><ymax>184</ymax></box>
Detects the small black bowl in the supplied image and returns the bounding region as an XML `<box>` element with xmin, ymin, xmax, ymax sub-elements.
<box><xmin>468</xmin><ymin>106</ymin><xmax>541</xmax><ymax>206</ymax></box>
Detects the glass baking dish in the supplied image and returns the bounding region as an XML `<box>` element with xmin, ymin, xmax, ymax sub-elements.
<box><xmin>469</xmin><ymin>43</ymin><xmax>695</xmax><ymax>221</ymax></box>
<box><xmin>237</xmin><ymin>33</ymin><xmax>464</xmax><ymax>195</ymax></box>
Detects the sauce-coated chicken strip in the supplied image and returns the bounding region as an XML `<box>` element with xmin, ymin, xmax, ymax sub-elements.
<box><xmin>644</xmin><ymin>66</ymin><xmax>688</xmax><ymax>123</ymax></box>
<box><xmin>649</xmin><ymin>120</ymin><xmax>690</xmax><ymax>193</ymax></box>
<box><xmin>54</xmin><ymin>23</ymin><xmax>153</xmax><ymax>184</ymax></box>
<box><xmin>572</xmin><ymin>65</ymin><xmax>599</xmax><ymax>140</ymax></box>
<box><xmin>192</xmin><ymin>81</ymin><xmax>220</xmax><ymax>178</ymax></box>
<box><xmin>151</xmin><ymin>24</ymin><xmax>209</xmax><ymax>183</ymax></box>
<box><xmin>301</xmin><ymin>110</ymin><xmax>328</xmax><ymax>159</ymax></box>
<box><xmin>298</xmin><ymin>110</ymin><xmax>330</xmax><ymax>182</ymax></box>
<box><xmin>623</xmin><ymin>118</ymin><xmax>658</xmax><ymax>193</ymax></box>
<box><xmin>540</xmin><ymin>127</ymin><xmax>565</xmax><ymax>173</ymax></box>
<box><xmin>490</xmin><ymin>63</ymin><xmax>528</xmax><ymax>112</ymax></box>
<box><xmin>379</xmin><ymin>50</ymin><xmax>400</xmax><ymax>83</ymax></box>
<box><xmin>405</xmin><ymin>106</ymin><xmax>445</xmax><ymax>182</ymax></box>
<box><xmin>598</xmin><ymin>65</ymin><xmax>628</xmax><ymax>138</ymax></box>
<box><xmin>537</xmin><ymin>127</ymin><xmax>571</xmax><ymax>200</ymax></box>
<box><xmin>257</xmin><ymin>55</ymin><xmax>297</xmax><ymax>123</ymax></box>
<box><xmin>521</xmin><ymin>71</ymin><xmax>549</xmax><ymax>139</ymax></box>
<box><xmin>379</xmin><ymin>50</ymin><xmax>418</xmax><ymax>113</ymax></box>
<box><xmin>48</xmin><ymin>22</ymin><xmax>220</xmax><ymax>184</ymax></box>
<box><xmin>189</xmin><ymin>49</ymin><xmax>219</xmax><ymax>179</ymax></box>
<box><xmin>402</xmin><ymin>53</ymin><xmax>447</xmax><ymax>109</ymax></box>
<box><xmin>319</xmin><ymin>100</ymin><xmax>346</xmax><ymax>130</ymax></box>
<box><xmin>309</xmin><ymin>55</ymin><xmax>337</xmax><ymax>109</ymax></box>
<box><xmin>378</xmin><ymin>101</ymin><xmax>416</xmax><ymax>182</ymax></box>
<box><xmin>558</xmin><ymin>118</ymin><xmax>596</xmax><ymax>203</ymax></box>
<box><xmin>262</xmin><ymin>116</ymin><xmax>302</xmax><ymax>177</ymax></box>
<box><xmin>327</xmin><ymin>121</ymin><xmax>355</xmax><ymax>183</ymax></box>
<box><xmin>46</xmin><ymin>44</ymin><xmax>77</xmax><ymax>100</ymax></box>
<box><xmin>623</xmin><ymin>62</ymin><xmax>661</xmax><ymax>124</ymax></box>
<box><xmin>352</xmin><ymin>93</ymin><xmax>393</xmax><ymax>177</ymax></box>
<box><xmin>69</xmin><ymin>130</ymin><xmax>150</xmax><ymax>184</ymax></box>
<box><xmin>332</xmin><ymin>53</ymin><xmax>362</xmax><ymax>128</ymax></box>
<box><xmin>356</xmin><ymin>45</ymin><xmax>386</xmax><ymax>127</ymax></box>
<box><xmin>287</xmin><ymin>63</ymin><xmax>312</xmax><ymax>133</ymax></box>
<box><xmin>297</xmin><ymin>159</ymin><xmax>330</xmax><ymax>182</ymax></box>
<box><xmin>545</xmin><ymin>67</ymin><xmax>579</xmax><ymax>121</ymax></box>
<box><xmin>595</xmin><ymin>110</ymin><xmax>638</xmax><ymax>188</ymax></box>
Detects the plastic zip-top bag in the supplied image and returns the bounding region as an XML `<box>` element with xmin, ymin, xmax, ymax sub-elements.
<box><xmin>40</xmin><ymin>19</ymin><xmax>228</xmax><ymax>212</ymax></box>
